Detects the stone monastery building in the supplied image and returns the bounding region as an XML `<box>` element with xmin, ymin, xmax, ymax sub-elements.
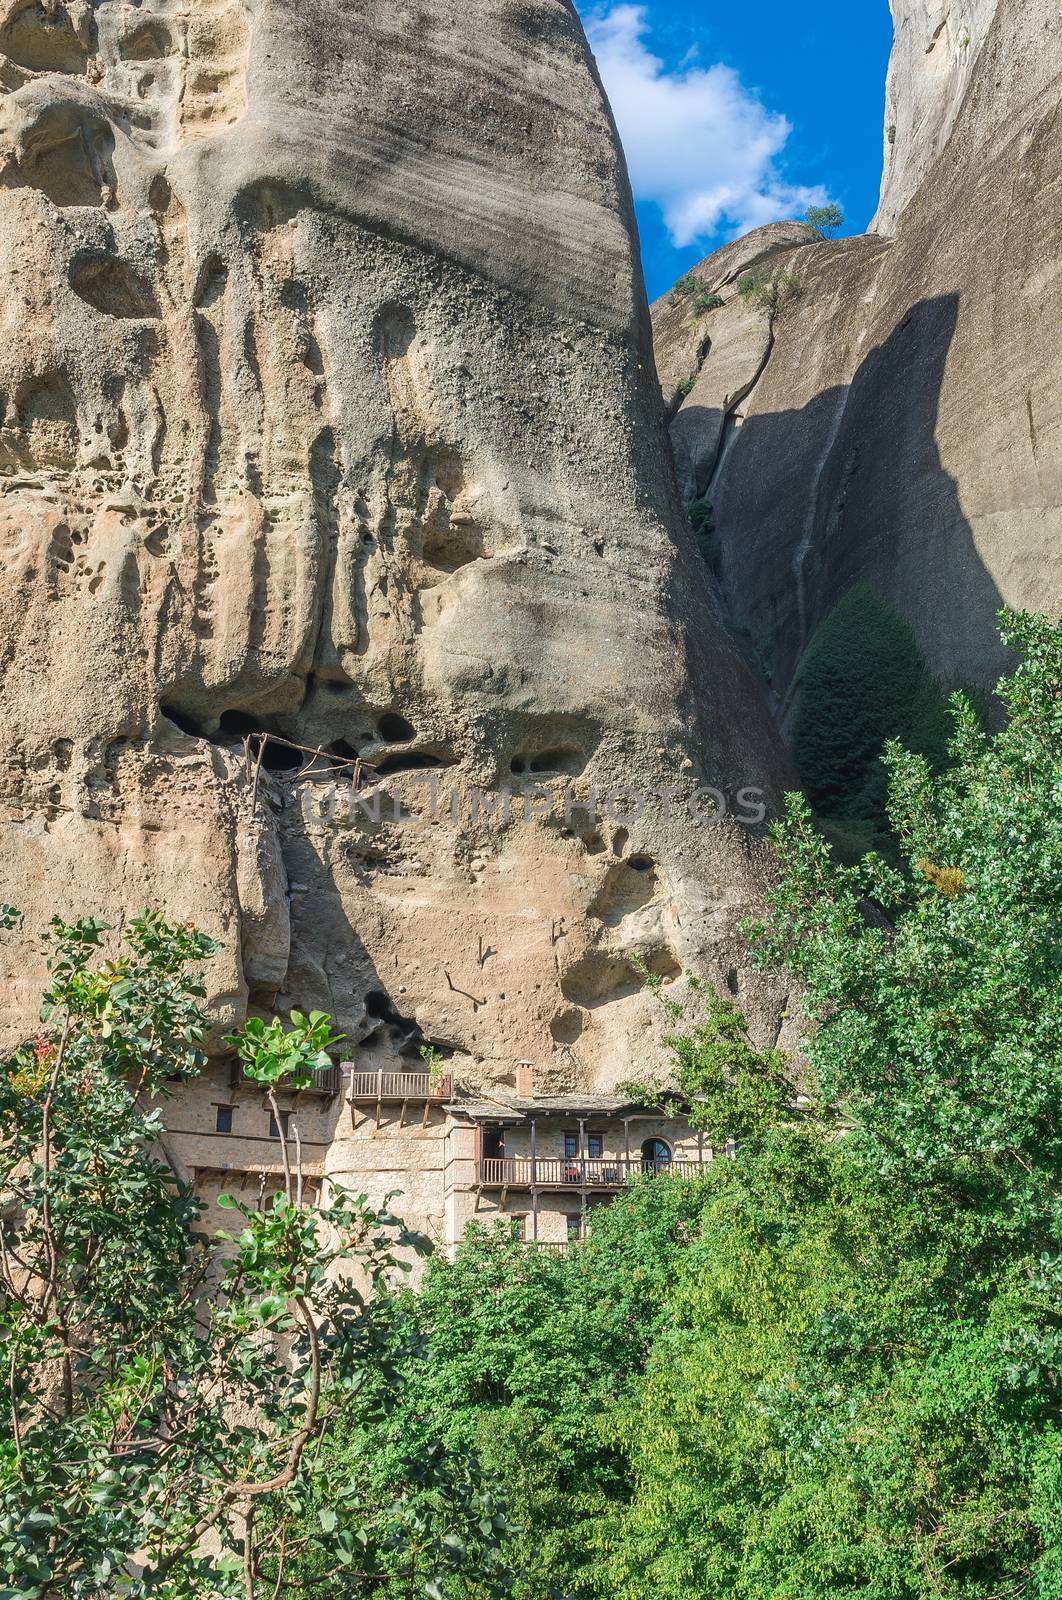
<box><xmin>161</xmin><ymin>1059</ymin><xmax>711</xmax><ymax>1256</ymax></box>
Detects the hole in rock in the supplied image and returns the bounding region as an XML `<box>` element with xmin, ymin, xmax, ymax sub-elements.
<box><xmin>148</xmin><ymin>174</ymin><xmax>172</xmax><ymax>213</ymax></box>
<box><xmin>589</xmin><ymin>863</ymin><xmax>657</xmax><ymax>927</ymax></box>
<box><xmin>374</xmin><ymin>302</ymin><xmax>416</xmax><ymax>361</ymax></box>
<box><xmin>120</xmin><ymin>21</ymin><xmax>174</xmax><ymax>60</ymax></box>
<box><xmin>194</xmin><ymin>255</ymin><xmax>228</xmax><ymax>309</ymax></box>
<box><xmin>160</xmin><ymin>703</ymin><xmax>208</xmax><ymax>738</ymax></box>
<box><xmin>237</xmin><ymin>179</ymin><xmax>307</xmax><ymax>234</ymax></box>
<box><xmin>365</xmin><ymin>989</ymin><xmax>400</xmax><ymax>1022</ymax></box>
<box><xmin>372</xmin><ymin>751</ymin><xmax>454</xmax><ymax>778</ymax></box>
<box><xmin>422</xmin><ymin>516</ymin><xmax>484</xmax><ymax>574</ymax></box>
<box><xmin>378</xmin><ymin>712</ymin><xmax>415</xmax><ymax>743</ymax></box>
<box><xmin>10</xmin><ymin>374</ymin><xmax>77</xmax><ymax>472</ymax></box>
<box><xmin>1</xmin><ymin>1</ymin><xmax>91</xmax><ymax>73</ymax></box>
<box><xmin>328</xmin><ymin>739</ymin><xmax>361</xmax><ymax>764</ymax></box>
<box><xmin>628</xmin><ymin>855</ymin><xmax>654</xmax><ymax>874</ymax></box>
<box><xmin>254</xmin><ymin>739</ymin><xmax>302</xmax><ymax>773</ymax></box>
<box><xmin>12</xmin><ymin>110</ymin><xmax>114</xmax><ymax>207</ymax></box>
<box><xmin>218</xmin><ymin>710</ymin><xmax>260</xmax><ymax>738</ymax></box>
<box><xmin>510</xmin><ymin>744</ymin><xmax>586</xmax><ymax>778</ymax></box>
<box><xmin>561</xmin><ymin>947</ymin><xmax>680</xmax><ymax>1009</ymax></box>
<box><xmin>550</xmin><ymin>1008</ymin><xmax>584</xmax><ymax>1045</ymax></box>
<box><xmin>69</xmin><ymin>254</ymin><xmax>160</xmax><ymax>318</ymax></box>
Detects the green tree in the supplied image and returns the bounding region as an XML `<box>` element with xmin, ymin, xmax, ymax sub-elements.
<box><xmin>0</xmin><ymin>914</ymin><xmax>513</xmax><ymax>1598</ymax></box>
<box><xmin>373</xmin><ymin>1178</ymin><xmax>720</xmax><ymax>1599</ymax></box>
<box><xmin>599</xmin><ymin>610</ymin><xmax>1062</xmax><ymax>1597</ymax></box>
<box><xmin>620</xmin><ymin>975</ymin><xmax>798</xmax><ymax>1148</ymax></box>
<box><xmin>804</xmin><ymin>202</ymin><xmax>844</xmax><ymax>236</ymax></box>
<box><xmin>793</xmin><ymin>582</ymin><xmax>953</xmax><ymax>850</ymax></box>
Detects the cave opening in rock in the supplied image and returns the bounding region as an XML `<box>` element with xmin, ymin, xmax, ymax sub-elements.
<box><xmin>378</xmin><ymin>712</ymin><xmax>416</xmax><ymax>743</ymax></box>
<box><xmin>371</xmin><ymin>750</ymin><xmax>453</xmax><ymax>778</ymax></box>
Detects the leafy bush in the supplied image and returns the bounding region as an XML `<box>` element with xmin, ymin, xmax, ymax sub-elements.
<box><xmin>737</xmin><ymin>267</ymin><xmax>801</xmax><ymax>320</ymax></box>
<box><xmin>793</xmin><ymin>583</ymin><xmax>954</xmax><ymax>848</ymax></box>
<box><xmin>691</xmin><ymin>290</ymin><xmax>724</xmax><ymax>315</ymax></box>
<box><xmin>671</xmin><ymin>271</ymin><xmax>699</xmax><ymax>299</ymax></box>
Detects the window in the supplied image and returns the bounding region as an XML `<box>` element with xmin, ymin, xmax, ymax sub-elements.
<box><xmin>215</xmin><ymin>1105</ymin><xmax>233</xmax><ymax>1135</ymax></box>
<box><xmin>509</xmin><ymin>1214</ymin><xmax>528</xmax><ymax>1242</ymax></box>
<box><xmin>563</xmin><ymin>1133</ymin><xmax>603</xmax><ymax>1159</ymax></box>
<box><xmin>566</xmin><ymin>1215</ymin><xmax>582</xmax><ymax>1240</ymax></box>
<box><xmin>268</xmin><ymin>1109</ymin><xmax>291</xmax><ymax>1139</ymax></box>
<box><xmin>641</xmin><ymin>1137</ymin><xmax>672</xmax><ymax>1173</ymax></box>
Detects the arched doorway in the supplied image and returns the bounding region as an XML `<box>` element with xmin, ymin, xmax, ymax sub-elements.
<box><xmin>641</xmin><ymin>1137</ymin><xmax>672</xmax><ymax>1174</ymax></box>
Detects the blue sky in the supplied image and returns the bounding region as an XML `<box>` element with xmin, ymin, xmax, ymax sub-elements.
<box><xmin>577</xmin><ymin>2</ymin><xmax>894</xmax><ymax>300</ymax></box>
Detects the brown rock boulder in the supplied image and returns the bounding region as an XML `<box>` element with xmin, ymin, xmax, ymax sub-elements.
<box><xmin>0</xmin><ymin>0</ymin><xmax>789</xmax><ymax>1086</ymax></box>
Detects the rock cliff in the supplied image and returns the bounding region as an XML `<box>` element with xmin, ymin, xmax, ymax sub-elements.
<box><xmin>0</xmin><ymin>0</ymin><xmax>789</xmax><ymax>1088</ymax></box>
<box><xmin>653</xmin><ymin>0</ymin><xmax>1061</xmax><ymax>711</ymax></box>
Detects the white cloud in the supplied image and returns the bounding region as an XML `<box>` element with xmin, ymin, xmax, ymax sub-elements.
<box><xmin>584</xmin><ymin>4</ymin><xmax>830</xmax><ymax>247</ymax></box>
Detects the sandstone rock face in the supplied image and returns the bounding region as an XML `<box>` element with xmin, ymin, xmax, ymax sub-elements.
<box><xmin>874</xmin><ymin>0</ymin><xmax>1000</xmax><ymax>235</ymax></box>
<box><xmin>0</xmin><ymin>1</ymin><xmax>789</xmax><ymax>1093</ymax></box>
<box><xmin>653</xmin><ymin>0</ymin><xmax>1061</xmax><ymax>709</ymax></box>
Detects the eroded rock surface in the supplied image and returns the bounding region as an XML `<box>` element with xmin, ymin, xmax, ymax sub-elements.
<box><xmin>653</xmin><ymin>0</ymin><xmax>1061</xmax><ymax>708</ymax></box>
<box><xmin>0</xmin><ymin>0</ymin><xmax>790</xmax><ymax>1091</ymax></box>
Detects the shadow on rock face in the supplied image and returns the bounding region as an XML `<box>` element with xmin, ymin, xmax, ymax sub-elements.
<box><xmin>706</xmin><ymin>294</ymin><xmax>1006</xmax><ymax>702</ymax></box>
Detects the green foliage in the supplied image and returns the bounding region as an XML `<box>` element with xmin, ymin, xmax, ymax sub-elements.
<box><xmin>762</xmin><ymin>608</ymin><xmax>1062</xmax><ymax>1176</ymax></box>
<box><xmin>381</xmin><ymin>1182</ymin><xmax>720</xmax><ymax>1598</ymax></box>
<box><xmin>676</xmin><ymin>373</ymin><xmax>696</xmax><ymax>399</ymax></box>
<box><xmin>620</xmin><ymin>979</ymin><xmax>798</xmax><ymax>1148</ymax></box>
<box><xmin>687</xmin><ymin>494</ymin><xmax>717</xmax><ymax>567</ymax></box>
<box><xmin>737</xmin><ymin>267</ymin><xmax>801</xmax><ymax>319</ymax></box>
<box><xmin>670</xmin><ymin>271</ymin><xmax>699</xmax><ymax>299</ymax></box>
<box><xmin>371</xmin><ymin>610</ymin><xmax>1062</xmax><ymax>1600</ymax></box>
<box><xmin>225</xmin><ymin>1007</ymin><xmax>341</xmax><ymax>1091</ymax></box>
<box><xmin>687</xmin><ymin>495</ymin><xmax>714</xmax><ymax>538</ymax></box>
<box><xmin>0</xmin><ymin>915</ymin><xmax>512</xmax><ymax>1598</ymax></box>
<box><xmin>793</xmin><ymin>582</ymin><xmax>954</xmax><ymax>849</ymax></box>
<box><xmin>691</xmin><ymin>290</ymin><xmax>724</xmax><ymax>315</ymax></box>
<box><xmin>421</xmin><ymin>1042</ymin><xmax>446</xmax><ymax>1080</ymax></box>
<box><xmin>597</xmin><ymin>608</ymin><xmax>1062</xmax><ymax>1598</ymax></box>
<box><xmin>804</xmin><ymin>202</ymin><xmax>845</xmax><ymax>236</ymax></box>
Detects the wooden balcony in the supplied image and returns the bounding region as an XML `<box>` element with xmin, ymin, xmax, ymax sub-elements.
<box><xmin>348</xmin><ymin>1068</ymin><xmax>454</xmax><ymax>1128</ymax></box>
<box><xmin>229</xmin><ymin>1061</ymin><xmax>341</xmax><ymax>1097</ymax></box>
<box><xmin>348</xmin><ymin>1070</ymin><xmax>454</xmax><ymax>1103</ymax></box>
<box><xmin>477</xmin><ymin>1157</ymin><xmax>704</xmax><ymax>1191</ymax></box>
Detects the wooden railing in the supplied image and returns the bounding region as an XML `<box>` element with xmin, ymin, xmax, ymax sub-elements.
<box><xmin>348</xmin><ymin>1070</ymin><xmax>454</xmax><ymax>1102</ymax></box>
<box><xmin>229</xmin><ymin>1061</ymin><xmax>341</xmax><ymax>1097</ymax></box>
<box><xmin>477</xmin><ymin>1158</ymin><xmax>704</xmax><ymax>1189</ymax></box>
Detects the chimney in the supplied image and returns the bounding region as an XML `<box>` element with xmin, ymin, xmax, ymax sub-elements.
<box><xmin>515</xmin><ymin>1062</ymin><xmax>535</xmax><ymax>1099</ymax></box>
